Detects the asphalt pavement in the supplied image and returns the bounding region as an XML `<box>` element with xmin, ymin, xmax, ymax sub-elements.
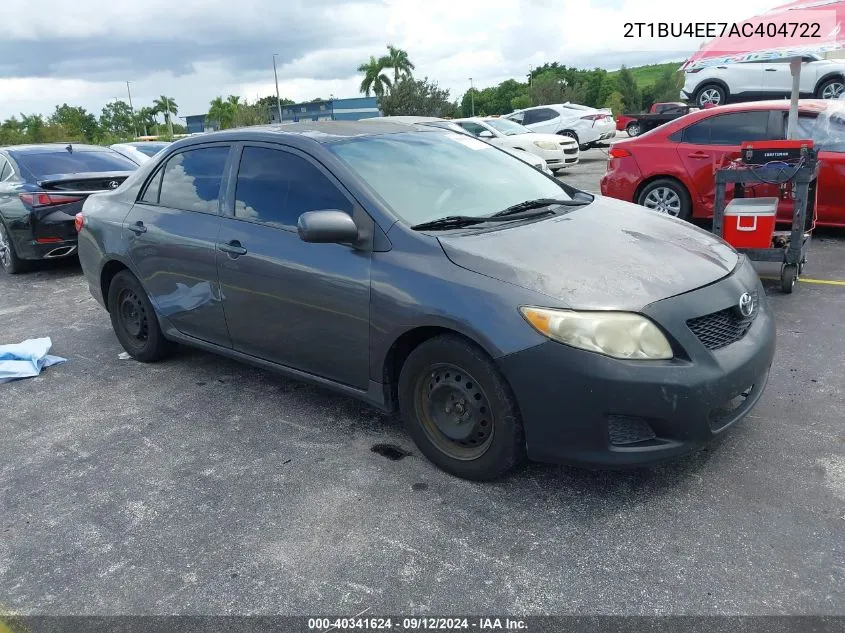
<box><xmin>1</xmin><ymin>149</ymin><xmax>843</xmax><ymax>616</ymax></box>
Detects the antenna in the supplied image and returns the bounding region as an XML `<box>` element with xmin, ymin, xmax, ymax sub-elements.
<box><xmin>65</xmin><ymin>144</ymin><xmax>73</xmax><ymax>153</ymax></box>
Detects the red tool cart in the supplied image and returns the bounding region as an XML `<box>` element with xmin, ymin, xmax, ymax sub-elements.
<box><xmin>712</xmin><ymin>140</ymin><xmax>818</xmax><ymax>294</ymax></box>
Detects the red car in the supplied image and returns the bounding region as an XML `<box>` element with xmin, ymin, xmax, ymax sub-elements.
<box><xmin>600</xmin><ymin>99</ymin><xmax>845</xmax><ymax>228</ymax></box>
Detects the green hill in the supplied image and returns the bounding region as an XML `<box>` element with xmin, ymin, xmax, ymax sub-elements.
<box><xmin>608</xmin><ymin>61</ymin><xmax>685</xmax><ymax>88</ymax></box>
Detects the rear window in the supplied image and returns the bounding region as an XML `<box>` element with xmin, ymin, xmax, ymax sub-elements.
<box><xmin>132</xmin><ymin>143</ymin><xmax>170</xmax><ymax>157</ymax></box>
<box><xmin>13</xmin><ymin>150</ymin><xmax>137</xmax><ymax>178</ymax></box>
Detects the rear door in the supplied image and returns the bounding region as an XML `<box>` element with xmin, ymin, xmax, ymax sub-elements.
<box><xmin>522</xmin><ymin>108</ymin><xmax>561</xmax><ymax>134</ymax></box>
<box><xmin>215</xmin><ymin>143</ymin><xmax>372</xmax><ymax>389</ymax></box>
<box><xmin>676</xmin><ymin>110</ymin><xmax>777</xmax><ymax>215</ymax></box>
<box><xmin>124</xmin><ymin>143</ymin><xmax>232</xmax><ymax>348</ymax></box>
<box><xmin>760</xmin><ymin>58</ymin><xmax>794</xmax><ymax>96</ymax></box>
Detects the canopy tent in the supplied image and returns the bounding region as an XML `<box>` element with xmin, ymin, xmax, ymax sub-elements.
<box><xmin>681</xmin><ymin>0</ymin><xmax>845</xmax><ymax>138</ymax></box>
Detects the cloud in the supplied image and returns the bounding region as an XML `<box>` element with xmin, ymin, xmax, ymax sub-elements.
<box><xmin>0</xmin><ymin>0</ymin><xmax>779</xmax><ymax>120</ymax></box>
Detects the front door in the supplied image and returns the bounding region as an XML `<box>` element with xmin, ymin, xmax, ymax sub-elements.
<box><xmin>216</xmin><ymin>144</ymin><xmax>371</xmax><ymax>389</ymax></box>
<box><xmin>676</xmin><ymin>110</ymin><xmax>777</xmax><ymax>215</ymax></box>
<box><xmin>124</xmin><ymin>144</ymin><xmax>232</xmax><ymax>347</ymax></box>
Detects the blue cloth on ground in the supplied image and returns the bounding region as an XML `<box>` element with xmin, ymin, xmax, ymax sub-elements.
<box><xmin>0</xmin><ymin>337</ymin><xmax>67</xmax><ymax>383</ymax></box>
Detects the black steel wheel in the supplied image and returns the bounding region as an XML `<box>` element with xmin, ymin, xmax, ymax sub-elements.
<box><xmin>107</xmin><ymin>270</ymin><xmax>174</xmax><ymax>362</ymax></box>
<box><xmin>781</xmin><ymin>264</ymin><xmax>797</xmax><ymax>294</ymax></box>
<box><xmin>0</xmin><ymin>221</ymin><xmax>25</xmax><ymax>274</ymax></box>
<box><xmin>398</xmin><ymin>335</ymin><xmax>525</xmax><ymax>480</ymax></box>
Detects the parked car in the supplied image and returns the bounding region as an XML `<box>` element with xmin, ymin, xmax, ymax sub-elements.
<box><xmin>599</xmin><ymin>99</ymin><xmax>845</xmax><ymax>227</ymax></box>
<box><xmin>77</xmin><ymin>121</ymin><xmax>775</xmax><ymax>480</ymax></box>
<box><xmin>453</xmin><ymin>117</ymin><xmax>579</xmax><ymax>171</ymax></box>
<box><xmin>504</xmin><ymin>103</ymin><xmax>616</xmax><ymax>149</ymax></box>
<box><xmin>367</xmin><ymin>116</ymin><xmax>555</xmax><ymax>175</ymax></box>
<box><xmin>0</xmin><ymin>143</ymin><xmax>137</xmax><ymax>274</ymax></box>
<box><xmin>368</xmin><ymin>115</ymin><xmax>554</xmax><ymax>176</ymax></box>
<box><xmin>110</xmin><ymin>141</ymin><xmax>171</xmax><ymax>165</ymax></box>
<box><xmin>617</xmin><ymin>102</ymin><xmax>698</xmax><ymax>137</ymax></box>
<box><xmin>681</xmin><ymin>55</ymin><xmax>845</xmax><ymax>107</ymax></box>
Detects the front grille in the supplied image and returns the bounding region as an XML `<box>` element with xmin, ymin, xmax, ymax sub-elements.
<box><xmin>607</xmin><ymin>415</ymin><xmax>657</xmax><ymax>446</ymax></box>
<box><xmin>563</xmin><ymin>147</ymin><xmax>578</xmax><ymax>155</ymax></box>
<box><xmin>687</xmin><ymin>292</ymin><xmax>758</xmax><ymax>351</ymax></box>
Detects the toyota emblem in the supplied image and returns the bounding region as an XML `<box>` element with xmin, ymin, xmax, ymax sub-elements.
<box><xmin>738</xmin><ymin>292</ymin><xmax>754</xmax><ymax>318</ymax></box>
<box><xmin>107</xmin><ymin>180</ymin><xmax>119</xmax><ymax>190</ymax></box>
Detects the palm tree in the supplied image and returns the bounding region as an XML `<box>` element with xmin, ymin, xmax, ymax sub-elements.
<box><xmin>152</xmin><ymin>95</ymin><xmax>178</xmax><ymax>138</ymax></box>
<box><xmin>134</xmin><ymin>107</ymin><xmax>156</xmax><ymax>136</ymax></box>
<box><xmin>357</xmin><ymin>56</ymin><xmax>392</xmax><ymax>97</ymax></box>
<box><xmin>380</xmin><ymin>45</ymin><xmax>415</xmax><ymax>85</ymax></box>
<box><xmin>208</xmin><ymin>96</ymin><xmax>232</xmax><ymax>130</ymax></box>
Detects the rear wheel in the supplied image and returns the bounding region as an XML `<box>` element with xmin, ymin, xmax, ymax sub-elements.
<box><xmin>397</xmin><ymin>335</ymin><xmax>525</xmax><ymax>481</ymax></box>
<box><xmin>107</xmin><ymin>270</ymin><xmax>175</xmax><ymax>362</ymax></box>
<box><xmin>626</xmin><ymin>121</ymin><xmax>640</xmax><ymax>137</ymax></box>
<box><xmin>637</xmin><ymin>178</ymin><xmax>692</xmax><ymax>220</ymax></box>
<box><xmin>0</xmin><ymin>221</ymin><xmax>25</xmax><ymax>275</ymax></box>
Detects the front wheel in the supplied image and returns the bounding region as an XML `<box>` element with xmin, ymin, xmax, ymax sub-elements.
<box><xmin>397</xmin><ymin>335</ymin><xmax>525</xmax><ymax>481</ymax></box>
<box><xmin>817</xmin><ymin>77</ymin><xmax>845</xmax><ymax>100</ymax></box>
<box><xmin>107</xmin><ymin>270</ymin><xmax>175</xmax><ymax>362</ymax></box>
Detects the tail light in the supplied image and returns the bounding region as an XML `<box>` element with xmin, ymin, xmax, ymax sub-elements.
<box><xmin>74</xmin><ymin>212</ymin><xmax>85</xmax><ymax>233</ymax></box>
<box><xmin>581</xmin><ymin>114</ymin><xmax>604</xmax><ymax>120</ymax></box>
<box><xmin>19</xmin><ymin>193</ymin><xmax>84</xmax><ymax>208</ymax></box>
<box><xmin>609</xmin><ymin>147</ymin><xmax>632</xmax><ymax>159</ymax></box>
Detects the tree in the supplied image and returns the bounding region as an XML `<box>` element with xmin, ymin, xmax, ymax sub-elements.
<box><xmin>616</xmin><ymin>66</ymin><xmax>642</xmax><ymax>112</ymax></box>
<box><xmin>379</xmin><ymin>77</ymin><xmax>455</xmax><ymax>117</ymax></box>
<box><xmin>529</xmin><ymin>72</ymin><xmax>568</xmax><ymax>105</ymax></box>
<box><xmin>0</xmin><ymin>117</ymin><xmax>25</xmax><ymax>145</ymax></box>
<box><xmin>134</xmin><ymin>107</ymin><xmax>157</xmax><ymax>136</ymax></box>
<box><xmin>380</xmin><ymin>45</ymin><xmax>415</xmax><ymax>85</ymax></box>
<box><xmin>48</xmin><ymin>104</ymin><xmax>99</xmax><ymax>142</ymax></box>
<box><xmin>100</xmin><ymin>101</ymin><xmax>135</xmax><ymax>140</ymax></box>
<box><xmin>650</xmin><ymin>67</ymin><xmax>685</xmax><ymax>105</ymax></box>
<box><xmin>357</xmin><ymin>56</ymin><xmax>392</xmax><ymax>97</ymax></box>
<box><xmin>19</xmin><ymin>114</ymin><xmax>46</xmax><ymax>142</ymax></box>
<box><xmin>152</xmin><ymin>95</ymin><xmax>178</xmax><ymax>139</ymax></box>
<box><xmin>208</xmin><ymin>96</ymin><xmax>235</xmax><ymax>130</ymax></box>
<box><xmin>511</xmin><ymin>94</ymin><xmax>532</xmax><ymax>111</ymax></box>
<box><xmin>603</xmin><ymin>91</ymin><xmax>625</xmax><ymax>117</ymax></box>
<box><xmin>232</xmin><ymin>100</ymin><xmax>267</xmax><ymax>128</ymax></box>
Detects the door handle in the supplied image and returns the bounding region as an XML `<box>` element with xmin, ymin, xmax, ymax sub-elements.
<box><xmin>687</xmin><ymin>152</ymin><xmax>710</xmax><ymax>159</ymax></box>
<box><xmin>126</xmin><ymin>221</ymin><xmax>147</xmax><ymax>234</ymax></box>
<box><xmin>218</xmin><ymin>240</ymin><xmax>247</xmax><ymax>256</ymax></box>
<box><xmin>765</xmin><ymin>68</ymin><xmax>778</xmax><ymax>72</ymax></box>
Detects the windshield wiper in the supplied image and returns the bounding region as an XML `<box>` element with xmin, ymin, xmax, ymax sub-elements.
<box><xmin>490</xmin><ymin>197</ymin><xmax>587</xmax><ymax>217</ymax></box>
<box><xmin>411</xmin><ymin>215</ymin><xmax>489</xmax><ymax>231</ymax></box>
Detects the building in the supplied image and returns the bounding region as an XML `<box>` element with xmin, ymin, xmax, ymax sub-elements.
<box><xmin>269</xmin><ymin>97</ymin><xmax>380</xmax><ymax>124</ymax></box>
<box><xmin>185</xmin><ymin>114</ymin><xmax>218</xmax><ymax>134</ymax></box>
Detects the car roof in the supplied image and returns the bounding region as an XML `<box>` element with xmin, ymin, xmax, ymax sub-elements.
<box><xmin>175</xmin><ymin>121</ymin><xmax>435</xmax><ymax>146</ymax></box>
<box><xmin>1</xmin><ymin>143</ymin><xmax>113</xmax><ymax>153</ymax></box>
<box><xmin>371</xmin><ymin>116</ymin><xmax>447</xmax><ymax>123</ymax></box>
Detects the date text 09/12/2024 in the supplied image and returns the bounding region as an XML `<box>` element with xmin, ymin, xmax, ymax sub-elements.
<box><xmin>623</xmin><ymin>22</ymin><xmax>823</xmax><ymax>38</ymax></box>
<box><xmin>307</xmin><ymin>617</ymin><xmax>527</xmax><ymax>630</ymax></box>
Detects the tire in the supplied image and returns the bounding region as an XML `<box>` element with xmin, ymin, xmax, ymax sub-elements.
<box><xmin>0</xmin><ymin>221</ymin><xmax>26</xmax><ymax>275</ymax></box>
<box><xmin>781</xmin><ymin>264</ymin><xmax>797</xmax><ymax>294</ymax></box>
<box><xmin>107</xmin><ymin>270</ymin><xmax>175</xmax><ymax>362</ymax></box>
<box><xmin>694</xmin><ymin>83</ymin><xmax>727</xmax><ymax>107</ymax></box>
<box><xmin>637</xmin><ymin>178</ymin><xmax>692</xmax><ymax>220</ymax></box>
<box><xmin>559</xmin><ymin>130</ymin><xmax>579</xmax><ymax>145</ymax></box>
<box><xmin>397</xmin><ymin>335</ymin><xmax>525</xmax><ymax>481</ymax></box>
<box><xmin>816</xmin><ymin>77</ymin><xmax>845</xmax><ymax>100</ymax></box>
<box><xmin>626</xmin><ymin>121</ymin><xmax>640</xmax><ymax>137</ymax></box>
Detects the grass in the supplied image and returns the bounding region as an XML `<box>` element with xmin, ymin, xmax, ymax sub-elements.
<box><xmin>608</xmin><ymin>61</ymin><xmax>685</xmax><ymax>87</ymax></box>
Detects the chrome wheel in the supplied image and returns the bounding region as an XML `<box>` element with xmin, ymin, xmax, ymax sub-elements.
<box><xmin>821</xmin><ymin>81</ymin><xmax>845</xmax><ymax>99</ymax></box>
<box><xmin>643</xmin><ymin>186</ymin><xmax>682</xmax><ymax>216</ymax></box>
<box><xmin>0</xmin><ymin>224</ymin><xmax>10</xmax><ymax>269</ymax></box>
<box><xmin>698</xmin><ymin>88</ymin><xmax>722</xmax><ymax>106</ymax></box>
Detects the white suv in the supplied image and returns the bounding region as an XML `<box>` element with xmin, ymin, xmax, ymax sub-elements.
<box><xmin>504</xmin><ymin>103</ymin><xmax>616</xmax><ymax>149</ymax></box>
<box><xmin>682</xmin><ymin>55</ymin><xmax>845</xmax><ymax>107</ymax></box>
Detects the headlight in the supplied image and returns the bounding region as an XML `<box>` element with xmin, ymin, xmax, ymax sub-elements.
<box><xmin>534</xmin><ymin>141</ymin><xmax>558</xmax><ymax>150</ymax></box>
<box><xmin>519</xmin><ymin>307</ymin><xmax>673</xmax><ymax>360</ymax></box>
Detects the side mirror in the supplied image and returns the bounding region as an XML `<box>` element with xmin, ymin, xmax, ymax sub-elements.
<box><xmin>478</xmin><ymin>130</ymin><xmax>494</xmax><ymax>138</ymax></box>
<box><xmin>297</xmin><ymin>209</ymin><xmax>359</xmax><ymax>244</ymax></box>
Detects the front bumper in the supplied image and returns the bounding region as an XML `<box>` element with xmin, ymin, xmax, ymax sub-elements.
<box><xmin>497</xmin><ymin>260</ymin><xmax>776</xmax><ymax>467</ymax></box>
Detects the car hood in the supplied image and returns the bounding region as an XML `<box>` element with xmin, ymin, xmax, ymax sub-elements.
<box><xmin>437</xmin><ymin>196</ymin><xmax>739</xmax><ymax>311</ymax></box>
<box><xmin>517</xmin><ymin>132</ymin><xmax>576</xmax><ymax>145</ymax></box>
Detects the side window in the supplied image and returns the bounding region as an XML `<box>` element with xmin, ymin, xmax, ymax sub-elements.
<box><xmin>159</xmin><ymin>146</ymin><xmax>230</xmax><ymax>213</ymax></box>
<box><xmin>682</xmin><ymin>119</ymin><xmax>711</xmax><ymax>144</ymax></box>
<box><xmin>708</xmin><ymin>112</ymin><xmax>770</xmax><ymax>145</ymax></box>
<box><xmin>457</xmin><ymin>121</ymin><xmax>488</xmax><ymax>136</ymax></box>
<box><xmin>234</xmin><ymin>146</ymin><xmax>352</xmax><ymax>229</ymax></box>
<box><xmin>532</xmin><ymin>108</ymin><xmax>559</xmax><ymax>123</ymax></box>
<box><xmin>140</xmin><ymin>168</ymin><xmax>164</xmax><ymax>204</ymax></box>
<box><xmin>0</xmin><ymin>160</ymin><xmax>9</xmax><ymax>181</ymax></box>
<box><xmin>508</xmin><ymin>112</ymin><xmax>525</xmax><ymax>124</ymax></box>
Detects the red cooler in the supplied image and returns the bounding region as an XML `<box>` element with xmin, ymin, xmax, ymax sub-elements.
<box><xmin>722</xmin><ymin>197</ymin><xmax>778</xmax><ymax>249</ymax></box>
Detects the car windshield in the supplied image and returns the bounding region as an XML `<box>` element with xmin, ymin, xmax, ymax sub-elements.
<box><xmin>14</xmin><ymin>149</ymin><xmax>137</xmax><ymax>177</ymax></box>
<box><xmin>328</xmin><ymin>131</ymin><xmax>569</xmax><ymax>226</ymax></box>
<box><xmin>130</xmin><ymin>143</ymin><xmax>170</xmax><ymax>156</ymax></box>
<box><xmin>796</xmin><ymin>102</ymin><xmax>845</xmax><ymax>152</ymax></box>
<box><xmin>484</xmin><ymin>118</ymin><xmax>531</xmax><ymax>136</ymax></box>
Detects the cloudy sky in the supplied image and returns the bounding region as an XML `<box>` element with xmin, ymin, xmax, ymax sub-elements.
<box><xmin>0</xmin><ymin>0</ymin><xmax>778</xmax><ymax>122</ymax></box>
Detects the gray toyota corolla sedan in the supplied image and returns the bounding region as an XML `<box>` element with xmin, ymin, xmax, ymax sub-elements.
<box><xmin>76</xmin><ymin>121</ymin><xmax>775</xmax><ymax>480</ymax></box>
